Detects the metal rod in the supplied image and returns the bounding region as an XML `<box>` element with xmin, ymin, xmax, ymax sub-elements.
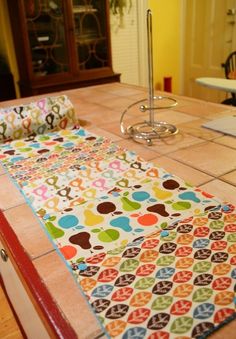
<box><xmin>147</xmin><ymin>9</ymin><xmax>154</xmax><ymax>127</ymax></box>
<box><xmin>120</xmin><ymin>9</ymin><xmax>178</xmax><ymax>144</ymax></box>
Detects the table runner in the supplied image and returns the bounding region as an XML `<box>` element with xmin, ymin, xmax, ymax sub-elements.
<box><xmin>0</xmin><ymin>102</ymin><xmax>236</xmax><ymax>338</ymax></box>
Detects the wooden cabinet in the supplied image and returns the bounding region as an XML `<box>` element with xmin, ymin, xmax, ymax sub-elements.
<box><xmin>7</xmin><ymin>0</ymin><xmax>120</xmax><ymax>97</ymax></box>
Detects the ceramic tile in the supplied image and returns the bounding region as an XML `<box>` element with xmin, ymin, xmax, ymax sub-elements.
<box><xmin>65</xmin><ymin>85</ymin><xmax>102</xmax><ymax>96</ymax></box>
<box><xmin>86</xmin><ymin>82</ymin><xmax>132</xmax><ymax>95</ymax></box>
<box><xmin>102</xmin><ymin>114</ymin><xmax>164</xmax><ymax>139</ymax></box>
<box><xmin>100</xmin><ymin>119</ymin><xmax>134</xmax><ymax>138</ymax></box>
<box><xmin>101</xmin><ymin>82</ymin><xmax>146</xmax><ymax>92</ymax></box>
<box><xmin>86</xmin><ymin>91</ymin><xmax>122</xmax><ymax>105</ymax></box>
<box><xmin>0</xmin><ymin>174</ymin><xmax>25</xmax><ymax>210</ymax></box>
<box><xmin>0</xmin><ymin>164</ymin><xmax>5</xmax><ymax>175</ymax></box>
<box><xmin>200</xmin><ymin>179</ymin><xmax>236</xmax><ymax>205</ymax></box>
<box><xmin>127</xmin><ymin>92</ymin><xmax>149</xmax><ymax>102</ymax></box>
<box><xmin>178</xmin><ymin>118</ymin><xmax>223</xmax><ymax>140</ymax></box>
<box><xmin>4</xmin><ymin>204</ymin><xmax>54</xmax><ymax>259</ymax></box>
<box><xmin>152</xmin><ymin>155</ymin><xmax>213</xmax><ymax>186</ymax></box>
<box><xmin>80</xmin><ymin>107</ymin><xmax>121</xmax><ymax>124</ymax></box>
<box><xmin>70</xmin><ymin>100</ymin><xmax>101</xmax><ymax>117</ymax></box>
<box><xmin>220</xmin><ymin>170</ymin><xmax>236</xmax><ymax>186</ymax></box>
<box><xmin>101</xmin><ymin>96</ymin><xmax>138</xmax><ymax>112</ymax></box>
<box><xmin>215</xmin><ymin>135</ymin><xmax>236</xmax><ymax>149</ymax></box>
<box><xmin>118</xmin><ymin>100</ymin><xmax>149</xmax><ymax>116</ymax></box>
<box><xmin>172</xmin><ymin>94</ymin><xmax>204</xmax><ymax>105</ymax></box>
<box><xmin>176</xmin><ymin>102</ymin><xmax>232</xmax><ymax>119</ymax></box>
<box><xmin>98</xmin><ymin>83</ymin><xmax>147</xmax><ymax>97</ymax></box>
<box><xmin>119</xmin><ymin>105</ymin><xmax>198</xmax><ymax>125</ymax></box>
<box><xmin>170</xmin><ymin>141</ymin><xmax>236</xmax><ymax>176</ymax></box>
<box><xmin>116</xmin><ymin>107</ymin><xmax>197</xmax><ymax>125</ymax></box>
<box><xmin>153</xmin><ymin>109</ymin><xmax>198</xmax><ymax>125</ymax></box>
<box><xmin>34</xmin><ymin>251</ymin><xmax>104</xmax><ymax>339</ymax></box>
<box><xmin>144</xmin><ymin>132</ymin><xmax>205</xmax><ymax>155</ymax></box>
<box><xmin>67</xmin><ymin>87</ymin><xmax>118</xmax><ymax>103</ymax></box>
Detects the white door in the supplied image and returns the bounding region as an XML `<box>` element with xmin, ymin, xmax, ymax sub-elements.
<box><xmin>184</xmin><ymin>0</ymin><xmax>236</xmax><ymax>103</ymax></box>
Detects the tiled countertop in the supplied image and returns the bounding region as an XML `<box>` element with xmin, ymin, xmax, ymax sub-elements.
<box><xmin>0</xmin><ymin>82</ymin><xmax>236</xmax><ymax>338</ymax></box>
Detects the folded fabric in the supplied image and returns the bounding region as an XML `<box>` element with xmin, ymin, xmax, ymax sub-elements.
<box><xmin>0</xmin><ymin>95</ymin><xmax>78</xmax><ymax>143</ymax></box>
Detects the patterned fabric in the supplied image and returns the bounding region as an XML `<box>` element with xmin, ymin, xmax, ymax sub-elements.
<box><xmin>0</xmin><ymin>122</ymin><xmax>235</xmax><ymax>338</ymax></box>
<box><xmin>0</xmin><ymin>95</ymin><xmax>77</xmax><ymax>143</ymax></box>
<box><xmin>0</xmin><ymin>128</ymin><xmax>221</xmax><ymax>261</ymax></box>
<box><xmin>79</xmin><ymin>205</ymin><xmax>236</xmax><ymax>338</ymax></box>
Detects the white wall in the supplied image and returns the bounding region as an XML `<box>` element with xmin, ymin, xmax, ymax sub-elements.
<box><xmin>110</xmin><ymin>1</ymin><xmax>148</xmax><ymax>87</ymax></box>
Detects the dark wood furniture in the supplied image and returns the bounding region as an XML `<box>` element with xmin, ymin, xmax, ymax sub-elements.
<box><xmin>221</xmin><ymin>51</ymin><xmax>236</xmax><ymax>106</ymax></box>
<box><xmin>7</xmin><ymin>0</ymin><xmax>120</xmax><ymax>97</ymax></box>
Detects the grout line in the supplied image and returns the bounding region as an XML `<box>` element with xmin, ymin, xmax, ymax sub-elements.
<box><xmin>218</xmin><ymin>175</ymin><xmax>236</xmax><ymax>187</ymax></box>
<box><xmin>164</xmin><ymin>154</ymin><xmax>220</xmax><ymax>180</ymax></box>
<box><xmin>2</xmin><ymin>202</ymin><xmax>26</xmax><ymax>212</ymax></box>
<box><xmin>214</xmin><ymin>139</ymin><xmax>236</xmax><ymax>151</ymax></box>
<box><xmin>32</xmin><ymin>249</ymin><xmax>56</xmax><ymax>261</ymax></box>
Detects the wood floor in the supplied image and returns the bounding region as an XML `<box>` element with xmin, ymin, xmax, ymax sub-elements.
<box><xmin>0</xmin><ymin>284</ymin><xmax>23</xmax><ymax>339</ymax></box>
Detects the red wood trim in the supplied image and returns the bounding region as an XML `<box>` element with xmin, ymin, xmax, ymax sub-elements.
<box><xmin>0</xmin><ymin>210</ymin><xmax>77</xmax><ymax>339</ymax></box>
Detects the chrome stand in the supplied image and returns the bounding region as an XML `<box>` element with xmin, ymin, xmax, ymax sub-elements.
<box><xmin>120</xmin><ymin>9</ymin><xmax>178</xmax><ymax>146</ymax></box>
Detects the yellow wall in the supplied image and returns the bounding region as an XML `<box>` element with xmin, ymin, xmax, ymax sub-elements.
<box><xmin>0</xmin><ymin>0</ymin><xmax>20</xmax><ymax>97</ymax></box>
<box><xmin>148</xmin><ymin>0</ymin><xmax>181</xmax><ymax>94</ymax></box>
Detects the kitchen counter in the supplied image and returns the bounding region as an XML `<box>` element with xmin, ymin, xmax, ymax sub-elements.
<box><xmin>0</xmin><ymin>82</ymin><xmax>236</xmax><ymax>338</ymax></box>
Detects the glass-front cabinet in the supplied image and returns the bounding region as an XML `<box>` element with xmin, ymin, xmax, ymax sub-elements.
<box><xmin>72</xmin><ymin>0</ymin><xmax>109</xmax><ymax>71</ymax></box>
<box><xmin>25</xmin><ymin>0</ymin><xmax>70</xmax><ymax>77</ymax></box>
<box><xmin>8</xmin><ymin>0</ymin><xmax>119</xmax><ymax>97</ymax></box>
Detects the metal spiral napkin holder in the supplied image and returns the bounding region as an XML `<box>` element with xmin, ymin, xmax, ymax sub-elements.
<box><xmin>120</xmin><ymin>9</ymin><xmax>178</xmax><ymax>146</ymax></box>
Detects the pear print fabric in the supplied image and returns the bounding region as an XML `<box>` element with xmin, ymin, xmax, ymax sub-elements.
<box><xmin>0</xmin><ymin>123</ymin><xmax>235</xmax><ymax>338</ymax></box>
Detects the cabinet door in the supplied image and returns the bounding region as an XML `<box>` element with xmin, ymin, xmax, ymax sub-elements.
<box><xmin>0</xmin><ymin>240</ymin><xmax>50</xmax><ymax>338</ymax></box>
<box><xmin>23</xmin><ymin>0</ymin><xmax>70</xmax><ymax>77</ymax></box>
<box><xmin>8</xmin><ymin>0</ymin><xmax>119</xmax><ymax>96</ymax></box>
<box><xmin>72</xmin><ymin>0</ymin><xmax>111</xmax><ymax>71</ymax></box>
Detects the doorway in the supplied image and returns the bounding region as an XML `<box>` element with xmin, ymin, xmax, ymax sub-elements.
<box><xmin>183</xmin><ymin>0</ymin><xmax>236</xmax><ymax>103</ymax></box>
<box><xmin>110</xmin><ymin>1</ymin><xmax>148</xmax><ymax>87</ymax></box>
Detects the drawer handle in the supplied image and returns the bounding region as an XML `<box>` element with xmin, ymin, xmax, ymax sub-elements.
<box><xmin>0</xmin><ymin>249</ymin><xmax>8</xmax><ymax>262</ymax></box>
